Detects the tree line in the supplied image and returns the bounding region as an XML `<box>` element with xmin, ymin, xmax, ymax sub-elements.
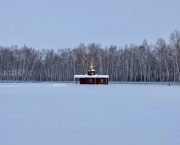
<box><xmin>0</xmin><ymin>31</ymin><xmax>180</xmax><ymax>82</ymax></box>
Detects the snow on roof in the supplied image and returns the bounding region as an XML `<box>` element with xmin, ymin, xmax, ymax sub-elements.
<box><xmin>88</xmin><ymin>69</ymin><xmax>95</xmax><ymax>71</ymax></box>
<box><xmin>74</xmin><ymin>74</ymin><xmax>109</xmax><ymax>78</ymax></box>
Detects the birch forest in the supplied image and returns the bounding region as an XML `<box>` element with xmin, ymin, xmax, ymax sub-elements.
<box><xmin>1</xmin><ymin>31</ymin><xmax>180</xmax><ymax>82</ymax></box>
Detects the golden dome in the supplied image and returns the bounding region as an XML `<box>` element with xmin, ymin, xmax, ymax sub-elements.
<box><xmin>89</xmin><ymin>63</ymin><xmax>94</xmax><ymax>70</ymax></box>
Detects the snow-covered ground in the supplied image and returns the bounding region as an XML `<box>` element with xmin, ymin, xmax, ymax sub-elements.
<box><xmin>0</xmin><ymin>83</ymin><xmax>180</xmax><ymax>145</ymax></box>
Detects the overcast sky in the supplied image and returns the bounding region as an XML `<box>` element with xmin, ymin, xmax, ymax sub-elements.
<box><xmin>1</xmin><ymin>0</ymin><xmax>180</xmax><ymax>49</ymax></box>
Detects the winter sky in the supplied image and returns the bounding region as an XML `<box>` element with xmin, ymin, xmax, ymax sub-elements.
<box><xmin>1</xmin><ymin>0</ymin><xmax>180</xmax><ymax>49</ymax></box>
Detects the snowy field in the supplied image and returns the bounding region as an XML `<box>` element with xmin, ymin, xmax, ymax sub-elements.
<box><xmin>0</xmin><ymin>83</ymin><xmax>180</xmax><ymax>145</ymax></box>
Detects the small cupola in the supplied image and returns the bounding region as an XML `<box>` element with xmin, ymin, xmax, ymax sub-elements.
<box><xmin>88</xmin><ymin>63</ymin><xmax>95</xmax><ymax>75</ymax></box>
